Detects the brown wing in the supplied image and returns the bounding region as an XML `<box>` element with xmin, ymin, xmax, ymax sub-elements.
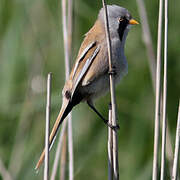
<box><xmin>81</xmin><ymin>40</ymin><xmax>108</xmax><ymax>86</ymax></box>
<box><xmin>63</xmin><ymin>19</ymin><xmax>108</xmax><ymax>97</ymax></box>
<box><xmin>71</xmin><ymin>43</ymin><xmax>100</xmax><ymax>97</ymax></box>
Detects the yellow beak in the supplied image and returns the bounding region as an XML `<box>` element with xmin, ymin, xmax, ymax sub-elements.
<box><xmin>129</xmin><ymin>19</ymin><xmax>139</xmax><ymax>25</ymax></box>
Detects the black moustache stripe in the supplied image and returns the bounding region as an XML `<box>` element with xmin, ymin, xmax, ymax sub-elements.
<box><xmin>118</xmin><ymin>19</ymin><xmax>129</xmax><ymax>41</ymax></box>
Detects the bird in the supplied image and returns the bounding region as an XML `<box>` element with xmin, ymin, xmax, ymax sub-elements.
<box><xmin>35</xmin><ymin>4</ymin><xmax>139</xmax><ymax>170</ymax></box>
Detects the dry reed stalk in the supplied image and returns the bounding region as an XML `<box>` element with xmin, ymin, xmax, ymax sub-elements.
<box><xmin>112</xmin><ymin>117</ymin><xmax>119</xmax><ymax>179</ymax></box>
<box><xmin>160</xmin><ymin>0</ymin><xmax>168</xmax><ymax>178</ymax></box>
<box><xmin>108</xmin><ymin>105</ymin><xmax>113</xmax><ymax>180</ymax></box>
<box><xmin>60</xmin><ymin>0</ymin><xmax>74</xmax><ymax>179</ymax></box>
<box><xmin>101</xmin><ymin>0</ymin><xmax>119</xmax><ymax>179</ymax></box>
<box><xmin>60</xmin><ymin>131</ymin><xmax>67</xmax><ymax>180</ymax></box>
<box><xmin>50</xmin><ymin>122</ymin><xmax>67</xmax><ymax>180</ymax></box>
<box><xmin>153</xmin><ymin>0</ymin><xmax>163</xmax><ymax>179</ymax></box>
<box><xmin>67</xmin><ymin>1</ymin><xmax>74</xmax><ymax>179</ymax></box>
<box><xmin>44</xmin><ymin>73</ymin><xmax>52</xmax><ymax>180</ymax></box>
<box><xmin>171</xmin><ymin>102</ymin><xmax>180</xmax><ymax>180</ymax></box>
<box><xmin>68</xmin><ymin>112</ymin><xmax>73</xmax><ymax>180</ymax></box>
<box><xmin>61</xmin><ymin>5</ymin><xmax>69</xmax><ymax>173</ymax></box>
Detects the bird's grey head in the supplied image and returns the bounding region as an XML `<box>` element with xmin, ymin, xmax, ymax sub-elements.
<box><xmin>98</xmin><ymin>5</ymin><xmax>137</xmax><ymax>41</ymax></box>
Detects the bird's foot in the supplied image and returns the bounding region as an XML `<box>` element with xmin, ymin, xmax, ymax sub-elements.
<box><xmin>108</xmin><ymin>66</ymin><xmax>117</xmax><ymax>76</ymax></box>
<box><xmin>105</xmin><ymin>120</ymin><xmax>120</xmax><ymax>131</ymax></box>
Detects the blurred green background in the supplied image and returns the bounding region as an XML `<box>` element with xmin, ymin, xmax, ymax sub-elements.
<box><xmin>0</xmin><ymin>0</ymin><xmax>179</xmax><ymax>179</ymax></box>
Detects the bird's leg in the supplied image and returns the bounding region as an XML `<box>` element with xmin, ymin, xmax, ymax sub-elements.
<box><xmin>87</xmin><ymin>101</ymin><xmax>119</xmax><ymax>131</ymax></box>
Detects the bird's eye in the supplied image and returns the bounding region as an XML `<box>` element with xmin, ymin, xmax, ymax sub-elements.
<box><xmin>118</xmin><ymin>17</ymin><xmax>124</xmax><ymax>22</ymax></box>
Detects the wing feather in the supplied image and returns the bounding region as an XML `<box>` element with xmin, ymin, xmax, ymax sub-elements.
<box><xmin>72</xmin><ymin>42</ymin><xmax>96</xmax><ymax>79</ymax></box>
<box><xmin>71</xmin><ymin>45</ymin><xmax>100</xmax><ymax>97</ymax></box>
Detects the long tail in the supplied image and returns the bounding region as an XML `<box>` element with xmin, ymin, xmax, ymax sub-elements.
<box><xmin>35</xmin><ymin>98</ymin><xmax>73</xmax><ymax>170</ymax></box>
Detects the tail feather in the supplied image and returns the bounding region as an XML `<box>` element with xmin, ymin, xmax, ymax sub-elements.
<box><xmin>35</xmin><ymin>98</ymin><xmax>73</xmax><ymax>170</ymax></box>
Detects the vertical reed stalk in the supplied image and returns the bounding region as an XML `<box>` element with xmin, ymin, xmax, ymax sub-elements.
<box><xmin>62</xmin><ymin>0</ymin><xmax>70</xmax><ymax>78</ymax></box>
<box><xmin>61</xmin><ymin>1</ymin><xmax>68</xmax><ymax>177</ymax></box>
<box><xmin>44</xmin><ymin>73</ymin><xmax>52</xmax><ymax>180</ymax></box>
<box><xmin>67</xmin><ymin>1</ymin><xmax>74</xmax><ymax>179</ymax></box>
<box><xmin>50</xmin><ymin>122</ymin><xmax>67</xmax><ymax>180</ymax></box>
<box><xmin>68</xmin><ymin>113</ymin><xmax>73</xmax><ymax>180</ymax></box>
<box><xmin>153</xmin><ymin>0</ymin><xmax>163</xmax><ymax>179</ymax></box>
<box><xmin>62</xmin><ymin>0</ymin><xmax>74</xmax><ymax>179</ymax></box>
<box><xmin>160</xmin><ymin>0</ymin><xmax>168</xmax><ymax>178</ymax></box>
<box><xmin>50</xmin><ymin>0</ymin><xmax>73</xmax><ymax>178</ymax></box>
<box><xmin>171</xmin><ymin>102</ymin><xmax>180</xmax><ymax>180</ymax></box>
<box><xmin>101</xmin><ymin>1</ymin><xmax>119</xmax><ymax>179</ymax></box>
<box><xmin>60</xmin><ymin>131</ymin><xmax>67</xmax><ymax>180</ymax></box>
<box><xmin>108</xmin><ymin>105</ymin><xmax>113</xmax><ymax>180</ymax></box>
<box><xmin>112</xmin><ymin>116</ymin><xmax>119</xmax><ymax>179</ymax></box>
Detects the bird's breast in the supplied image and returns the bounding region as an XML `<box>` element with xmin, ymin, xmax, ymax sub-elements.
<box><xmin>112</xmin><ymin>38</ymin><xmax>128</xmax><ymax>83</ymax></box>
<box><xmin>80</xmin><ymin>39</ymin><xmax>128</xmax><ymax>101</ymax></box>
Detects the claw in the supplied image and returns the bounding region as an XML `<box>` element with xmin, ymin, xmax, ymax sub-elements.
<box><xmin>108</xmin><ymin>67</ymin><xmax>117</xmax><ymax>76</ymax></box>
<box><xmin>106</xmin><ymin>121</ymin><xmax>120</xmax><ymax>131</ymax></box>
